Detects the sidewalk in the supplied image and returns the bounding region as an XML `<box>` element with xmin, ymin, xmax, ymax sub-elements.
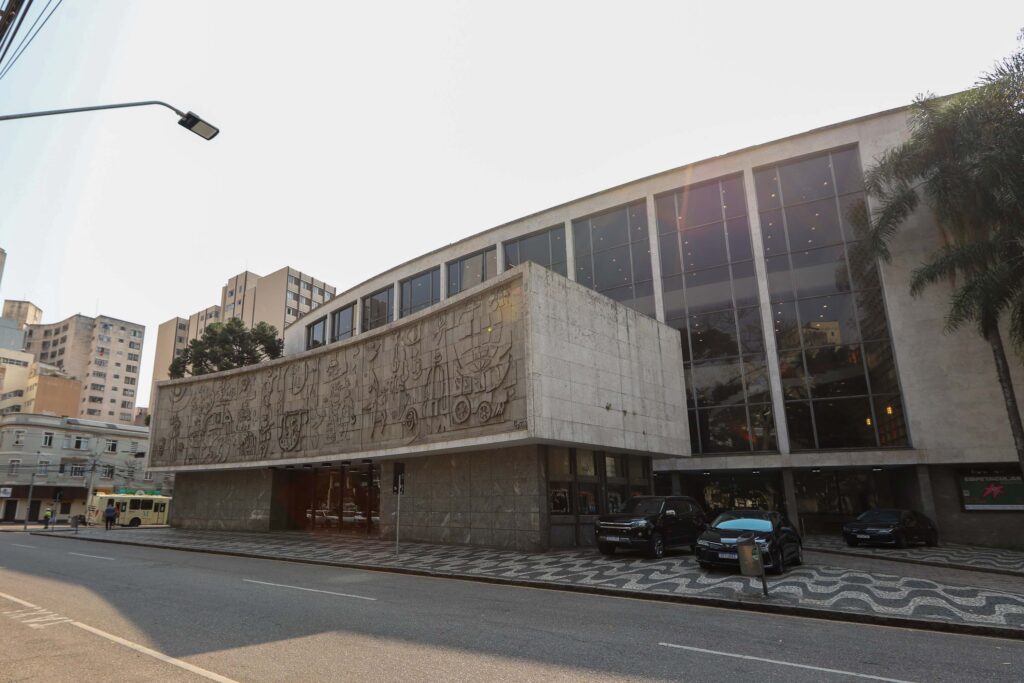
<box><xmin>37</xmin><ymin>527</ymin><xmax>1024</xmax><ymax>640</ymax></box>
<box><xmin>805</xmin><ymin>534</ymin><xmax>1024</xmax><ymax>577</ymax></box>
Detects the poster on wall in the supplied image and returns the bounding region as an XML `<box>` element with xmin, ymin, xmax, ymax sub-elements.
<box><xmin>960</xmin><ymin>473</ymin><xmax>1024</xmax><ymax>511</ymax></box>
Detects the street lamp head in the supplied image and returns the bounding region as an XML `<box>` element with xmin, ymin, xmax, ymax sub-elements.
<box><xmin>177</xmin><ymin>111</ymin><xmax>219</xmax><ymax>140</ymax></box>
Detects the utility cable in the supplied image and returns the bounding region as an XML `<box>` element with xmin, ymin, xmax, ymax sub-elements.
<box><xmin>0</xmin><ymin>0</ymin><xmax>60</xmax><ymax>82</ymax></box>
<box><xmin>0</xmin><ymin>0</ymin><xmax>35</xmax><ymax>71</ymax></box>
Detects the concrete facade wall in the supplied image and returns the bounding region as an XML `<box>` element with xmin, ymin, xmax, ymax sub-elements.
<box><xmin>378</xmin><ymin>446</ymin><xmax>547</xmax><ymax>552</ymax></box>
<box><xmin>171</xmin><ymin>468</ymin><xmax>273</xmax><ymax>531</ymax></box>
<box><xmin>525</xmin><ymin>265</ymin><xmax>688</xmax><ymax>456</ymax></box>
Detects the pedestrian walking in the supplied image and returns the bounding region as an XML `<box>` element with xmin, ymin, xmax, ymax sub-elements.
<box><xmin>43</xmin><ymin>507</ymin><xmax>52</xmax><ymax>530</ymax></box>
<box><xmin>104</xmin><ymin>502</ymin><xmax>117</xmax><ymax>530</ymax></box>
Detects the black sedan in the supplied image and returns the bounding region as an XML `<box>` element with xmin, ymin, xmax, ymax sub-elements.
<box><xmin>842</xmin><ymin>509</ymin><xmax>938</xmax><ymax>548</ymax></box>
<box><xmin>695</xmin><ymin>510</ymin><xmax>803</xmax><ymax>575</ymax></box>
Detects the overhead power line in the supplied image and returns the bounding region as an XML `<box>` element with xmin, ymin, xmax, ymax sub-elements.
<box><xmin>0</xmin><ymin>0</ymin><xmax>61</xmax><ymax>83</ymax></box>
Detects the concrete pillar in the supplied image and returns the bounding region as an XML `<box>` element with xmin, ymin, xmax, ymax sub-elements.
<box><xmin>670</xmin><ymin>472</ymin><xmax>682</xmax><ymax>496</ymax></box>
<box><xmin>781</xmin><ymin>468</ymin><xmax>801</xmax><ymax>534</ymax></box>
<box><xmin>353</xmin><ymin>297</ymin><xmax>363</xmax><ymax>334</ymax></box>
<box><xmin>742</xmin><ymin>168</ymin><xmax>791</xmax><ymax>454</ymax></box>
<box><xmin>495</xmin><ymin>241</ymin><xmax>505</xmax><ymax>273</ymax></box>
<box><xmin>914</xmin><ymin>464</ymin><xmax>938</xmax><ymax>522</ymax></box>
<box><xmin>392</xmin><ymin>281</ymin><xmax>400</xmax><ymax>321</ymax></box>
<box><xmin>439</xmin><ymin>261</ymin><xmax>448</xmax><ymax>301</ymax></box>
<box><xmin>563</xmin><ymin>220</ymin><xmax>576</xmax><ymax>282</ymax></box>
<box><xmin>645</xmin><ymin>194</ymin><xmax>666</xmax><ymax>323</ymax></box>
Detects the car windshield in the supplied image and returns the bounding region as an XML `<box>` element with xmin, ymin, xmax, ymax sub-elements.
<box><xmin>856</xmin><ymin>510</ymin><xmax>901</xmax><ymax>524</ymax></box>
<box><xmin>712</xmin><ymin>514</ymin><xmax>773</xmax><ymax>533</ymax></box>
<box><xmin>621</xmin><ymin>498</ymin><xmax>664</xmax><ymax>514</ymax></box>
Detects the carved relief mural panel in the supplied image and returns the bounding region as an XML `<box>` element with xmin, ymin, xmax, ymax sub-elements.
<box><xmin>152</xmin><ymin>281</ymin><xmax>526</xmax><ymax>467</ymax></box>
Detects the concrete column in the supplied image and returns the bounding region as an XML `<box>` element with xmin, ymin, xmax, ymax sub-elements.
<box><xmin>495</xmin><ymin>241</ymin><xmax>505</xmax><ymax>273</ymax></box>
<box><xmin>645</xmin><ymin>194</ymin><xmax>666</xmax><ymax>323</ymax></box>
<box><xmin>781</xmin><ymin>468</ymin><xmax>801</xmax><ymax>534</ymax></box>
<box><xmin>742</xmin><ymin>168</ymin><xmax>791</xmax><ymax>454</ymax></box>
<box><xmin>392</xmin><ymin>281</ymin><xmax>400</xmax><ymax>321</ymax></box>
<box><xmin>439</xmin><ymin>261</ymin><xmax>448</xmax><ymax>301</ymax></box>
<box><xmin>563</xmin><ymin>220</ymin><xmax>576</xmax><ymax>282</ymax></box>
<box><xmin>914</xmin><ymin>464</ymin><xmax>938</xmax><ymax>522</ymax></box>
<box><xmin>670</xmin><ymin>472</ymin><xmax>682</xmax><ymax>496</ymax></box>
<box><xmin>353</xmin><ymin>297</ymin><xmax>363</xmax><ymax>334</ymax></box>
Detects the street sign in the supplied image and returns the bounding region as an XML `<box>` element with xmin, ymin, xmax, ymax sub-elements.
<box><xmin>0</xmin><ymin>487</ymin><xmax>11</xmax><ymax>498</ymax></box>
<box><xmin>392</xmin><ymin>462</ymin><xmax>405</xmax><ymax>495</ymax></box>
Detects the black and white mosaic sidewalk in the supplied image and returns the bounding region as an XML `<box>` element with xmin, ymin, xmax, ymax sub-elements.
<box><xmin>48</xmin><ymin>528</ymin><xmax>1024</xmax><ymax>634</ymax></box>
<box><xmin>805</xmin><ymin>534</ymin><xmax>1024</xmax><ymax>576</ymax></box>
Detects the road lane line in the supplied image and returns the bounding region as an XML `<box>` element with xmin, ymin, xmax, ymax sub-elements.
<box><xmin>71</xmin><ymin>621</ymin><xmax>239</xmax><ymax>683</ymax></box>
<box><xmin>243</xmin><ymin>578</ymin><xmax>376</xmax><ymax>601</ymax></box>
<box><xmin>68</xmin><ymin>552</ymin><xmax>115</xmax><ymax>561</ymax></box>
<box><xmin>658</xmin><ymin>642</ymin><xmax>916</xmax><ymax>682</ymax></box>
<box><xmin>0</xmin><ymin>590</ymin><xmax>40</xmax><ymax>609</ymax></box>
<box><xmin>11</xmin><ymin>544</ymin><xmax>36</xmax><ymax>549</ymax></box>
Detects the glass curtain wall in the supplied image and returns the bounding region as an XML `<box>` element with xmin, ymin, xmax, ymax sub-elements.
<box><xmin>504</xmin><ymin>225</ymin><xmax>568</xmax><ymax>276</ymax></box>
<box><xmin>655</xmin><ymin>175</ymin><xmax>776</xmax><ymax>453</ymax></box>
<box><xmin>362</xmin><ymin>286</ymin><xmax>394</xmax><ymax>332</ymax></box>
<box><xmin>447</xmin><ymin>247</ymin><xmax>497</xmax><ymax>297</ymax></box>
<box><xmin>753</xmin><ymin>147</ymin><xmax>908</xmax><ymax>449</ymax></box>
<box><xmin>330</xmin><ymin>304</ymin><xmax>355</xmax><ymax>343</ymax></box>
<box><xmin>572</xmin><ymin>202</ymin><xmax>655</xmax><ymax>317</ymax></box>
<box><xmin>400</xmin><ymin>267</ymin><xmax>441</xmax><ymax>318</ymax></box>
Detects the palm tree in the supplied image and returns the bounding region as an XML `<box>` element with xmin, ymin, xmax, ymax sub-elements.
<box><xmin>854</xmin><ymin>39</ymin><xmax>1024</xmax><ymax>475</ymax></box>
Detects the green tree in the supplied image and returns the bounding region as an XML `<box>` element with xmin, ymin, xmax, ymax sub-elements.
<box><xmin>855</xmin><ymin>36</ymin><xmax>1024</xmax><ymax>474</ymax></box>
<box><xmin>168</xmin><ymin>318</ymin><xmax>284</xmax><ymax>379</ymax></box>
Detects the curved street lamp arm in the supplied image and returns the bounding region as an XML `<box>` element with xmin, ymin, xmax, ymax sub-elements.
<box><xmin>0</xmin><ymin>100</ymin><xmax>186</xmax><ymax>122</ymax></box>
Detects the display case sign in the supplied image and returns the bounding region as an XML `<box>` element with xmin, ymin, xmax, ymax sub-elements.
<box><xmin>960</xmin><ymin>473</ymin><xmax>1024</xmax><ymax>511</ymax></box>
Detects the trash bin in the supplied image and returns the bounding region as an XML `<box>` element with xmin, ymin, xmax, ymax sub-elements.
<box><xmin>736</xmin><ymin>532</ymin><xmax>769</xmax><ymax>597</ymax></box>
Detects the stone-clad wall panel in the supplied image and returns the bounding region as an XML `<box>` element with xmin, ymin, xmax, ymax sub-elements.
<box><xmin>151</xmin><ymin>278</ymin><xmax>527</xmax><ymax>467</ymax></box>
<box><xmin>171</xmin><ymin>469</ymin><xmax>273</xmax><ymax>531</ymax></box>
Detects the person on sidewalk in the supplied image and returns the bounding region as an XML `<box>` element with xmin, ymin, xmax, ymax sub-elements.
<box><xmin>103</xmin><ymin>502</ymin><xmax>117</xmax><ymax>530</ymax></box>
<box><xmin>42</xmin><ymin>508</ymin><xmax>52</xmax><ymax>530</ymax></box>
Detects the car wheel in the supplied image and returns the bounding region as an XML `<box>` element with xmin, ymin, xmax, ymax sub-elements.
<box><xmin>597</xmin><ymin>542</ymin><xmax>615</xmax><ymax>556</ymax></box>
<box><xmin>845</xmin><ymin>538</ymin><xmax>859</xmax><ymax>547</ymax></box>
<box><xmin>698</xmin><ymin>561</ymin><xmax>712</xmax><ymax>571</ymax></box>
<box><xmin>128</xmin><ymin>517</ymin><xmax>141</xmax><ymax>527</ymax></box>
<box><xmin>768</xmin><ymin>548</ymin><xmax>785</xmax><ymax>575</ymax></box>
<box><xmin>647</xmin><ymin>532</ymin><xmax>665</xmax><ymax>559</ymax></box>
<box><xmin>926</xmin><ymin>530</ymin><xmax>939</xmax><ymax>547</ymax></box>
<box><xmin>792</xmin><ymin>543</ymin><xmax>803</xmax><ymax>566</ymax></box>
<box><xmin>895</xmin><ymin>532</ymin><xmax>908</xmax><ymax>549</ymax></box>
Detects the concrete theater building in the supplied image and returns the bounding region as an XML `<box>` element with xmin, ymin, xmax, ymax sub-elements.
<box><xmin>150</xmin><ymin>101</ymin><xmax>1023</xmax><ymax>550</ymax></box>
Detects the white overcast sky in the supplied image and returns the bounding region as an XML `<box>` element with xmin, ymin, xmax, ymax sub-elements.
<box><xmin>0</xmin><ymin>1</ymin><xmax>1021</xmax><ymax>408</ymax></box>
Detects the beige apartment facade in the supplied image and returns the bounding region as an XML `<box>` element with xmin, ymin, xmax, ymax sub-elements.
<box><xmin>150</xmin><ymin>267</ymin><xmax>336</xmax><ymax>406</ymax></box>
<box><xmin>22</xmin><ymin>314</ymin><xmax>145</xmax><ymax>424</ymax></box>
<box><xmin>23</xmin><ymin>363</ymin><xmax>82</xmax><ymax>417</ymax></box>
<box><xmin>0</xmin><ymin>348</ymin><xmax>33</xmax><ymax>414</ymax></box>
<box><xmin>3</xmin><ymin>300</ymin><xmax>42</xmax><ymax>329</ymax></box>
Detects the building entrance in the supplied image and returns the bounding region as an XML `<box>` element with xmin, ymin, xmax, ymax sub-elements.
<box><xmin>272</xmin><ymin>463</ymin><xmax>380</xmax><ymax>535</ymax></box>
<box><xmin>2</xmin><ymin>499</ymin><xmax>16</xmax><ymax>522</ymax></box>
<box><xmin>27</xmin><ymin>499</ymin><xmax>41</xmax><ymax>522</ymax></box>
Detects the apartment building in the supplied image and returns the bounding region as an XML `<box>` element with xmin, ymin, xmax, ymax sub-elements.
<box><xmin>0</xmin><ymin>348</ymin><xmax>33</xmax><ymax>414</ymax></box>
<box><xmin>149</xmin><ymin>267</ymin><xmax>335</xmax><ymax>403</ymax></box>
<box><xmin>23</xmin><ymin>314</ymin><xmax>145</xmax><ymax>424</ymax></box>
<box><xmin>0</xmin><ymin>413</ymin><xmax>162</xmax><ymax>524</ymax></box>
<box><xmin>3</xmin><ymin>299</ymin><xmax>43</xmax><ymax>329</ymax></box>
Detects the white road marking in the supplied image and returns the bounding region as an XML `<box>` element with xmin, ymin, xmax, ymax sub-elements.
<box><xmin>0</xmin><ymin>591</ymin><xmax>238</xmax><ymax>682</ymax></box>
<box><xmin>243</xmin><ymin>578</ymin><xmax>376</xmax><ymax>601</ymax></box>
<box><xmin>72</xmin><ymin>621</ymin><xmax>240</xmax><ymax>683</ymax></box>
<box><xmin>68</xmin><ymin>552</ymin><xmax>115</xmax><ymax>561</ymax></box>
<box><xmin>658</xmin><ymin>642</ymin><xmax>916</xmax><ymax>683</ymax></box>
<box><xmin>11</xmin><ymin>543</ymin><xmax>37</xmax><ymax>549</ymax></box>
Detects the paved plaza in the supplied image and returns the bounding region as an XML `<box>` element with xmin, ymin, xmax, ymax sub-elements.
<box><xmin>41</xmin><ymin>527</ymin><xmax>1024</xmax><ymax>636</ymax></box>
<box><xmin>805</xmin><ymin>534</ymin><xmax>1024</xmax><ymax>576</ymax></box>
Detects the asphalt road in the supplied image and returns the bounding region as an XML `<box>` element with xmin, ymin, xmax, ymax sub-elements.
<box><xmin>1</xmin><ymin>533</ymin><xmax>1021</xmax><ymax>682</ymax></box>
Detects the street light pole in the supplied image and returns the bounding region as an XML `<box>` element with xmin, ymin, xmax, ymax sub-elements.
<box><xmin>0</xmin><ymin>100</ymin><xmax>219</xmax><ymax>139</ymax></box>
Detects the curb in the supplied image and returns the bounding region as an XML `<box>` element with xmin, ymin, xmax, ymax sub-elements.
<box><xmin>33</xmin><ymin>532</ymin><xmax>1024</xmax><ymax>642</ymax></box>
<box><xmin>805</xmin><ymin>546</ymin><xmax>1024</xmax><ymax>579</ymax></box>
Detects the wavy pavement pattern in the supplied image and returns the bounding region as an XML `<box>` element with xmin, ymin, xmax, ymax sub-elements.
<box><xmin>62</xmin><ymin>529</ymin><xmax>1024</xmax><ymax>629</ymax></box>
<box><xmin>805</xmin><ymin>534</ymin><xmax>1024</xmax><ymax>574</ymax></box>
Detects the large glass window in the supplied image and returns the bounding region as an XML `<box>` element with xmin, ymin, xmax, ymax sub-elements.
<box><xmin>546</xmin><ymin>448</ymin><xmax>652</xmax><ymax>516</ymax></box>
<box><xmin>448</xmin><ymin>247</ymin><xmax>497</xmax><ymax>296</ymax></box>
<box><xmin>656</xmin><ymin>174</ymin><xmax>776</xmax><ymax>454</ymax></box>
<box><xmin>305</xmin><ymin>317</ymin><xmax>327</xmax><ymax>350</ymax></box>
<box><xmin>573</xmin><ymin>202</ymin><xmax>655</xmax><ymax>317</ymax></box>
<box><xmin>400</xmin><ymin>267</ymin><xmax>441</xmax><ymax>317</ymax></box>
<box><xmin>754</xmin><ymin>146</ymin><xmax>907</xmax><ymax>450</ymax></box>
<box><xmin>330</xmin><ymin>304</ymin><xmax>355</xmax><ymax>343</ymax></box>
<box><xmin>362</xmin><ymin>286</ymin><xmax>393</xmax><ymax>332</ymax></box>
<box><xmin>504</xmin><ymin>225</ymin><xmax>567</xmax><ymax>276</ymax></box>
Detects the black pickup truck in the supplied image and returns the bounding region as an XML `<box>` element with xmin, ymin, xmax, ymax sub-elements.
<box><xmin>594</xmin><ymin>495</ymin><xmax>707</xmax><ymax>559</ymax></box>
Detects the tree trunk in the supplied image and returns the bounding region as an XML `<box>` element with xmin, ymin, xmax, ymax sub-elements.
<box><xmin>986</xmin><ymin>325</ymin><xmax>1024</xmax><ymax>477</ymax></box>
